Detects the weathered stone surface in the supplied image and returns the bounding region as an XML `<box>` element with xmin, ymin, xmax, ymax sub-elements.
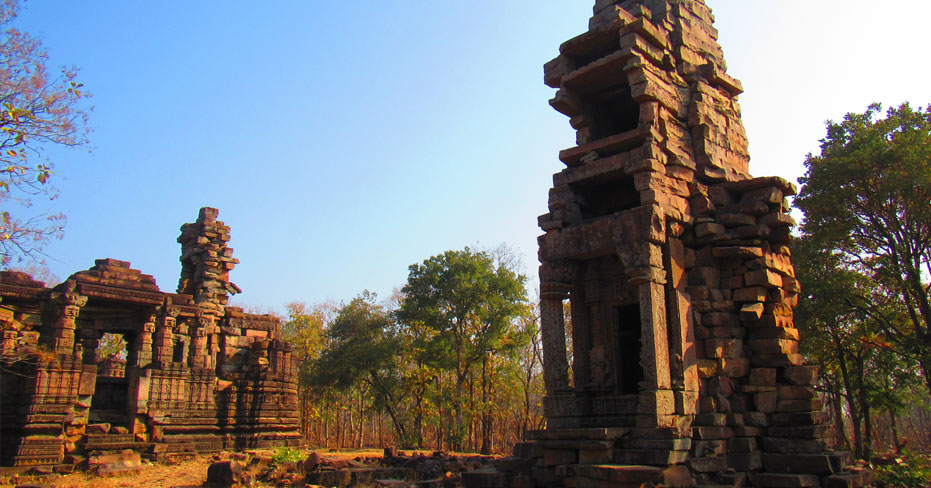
<box><xmin>87</xmin><ymin>449</ymin><xmax>141</xmax><ymax>475</ymax></box>
<box><xmin>752</xmin><ymin>473</ymin><xmax>820</xmax><ymax>487</ymax></box>
<box><xmin>524</xmin><ymin>2</ymin><xmax>848</xmax><ymax>488</ymax></box>
<box><xmin>761</xmin><ymin>437</ymin><xmax>827</xmax><ymax>455</ymax></box>
<box><xmin>784</xmin><ymin>365</ymin><xmax>820</xmax><ymax>386</ymax></box>
<box><xmin>573</xmin><ymin>465</ymin><xmax>664</xmax><ymax>483</ymax></box>
<box><xmin>543</xmin><ymin>448</ymin><xmax>576</xmax><ymax>467</ymax></box>
<box><xmin>763</xmin><ymin>453</ymin><xmax>836</xmax><ymax>475</ymax></box>
<box><xmin>206</xmin><ymin>460</ymin><xmax>242</xmax><ymax>487</ymax></box>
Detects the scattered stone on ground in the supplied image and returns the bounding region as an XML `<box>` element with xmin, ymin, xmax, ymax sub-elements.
<box><xmin>0</xmin><ymin>449</ymin><xmax>512</xmax><ymax>488</ymax></box>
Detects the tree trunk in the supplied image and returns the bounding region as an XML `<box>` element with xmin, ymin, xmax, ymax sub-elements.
<box><xmin>828</xmin><ymin>376</ymin><xmax>849</xmax><ymax>450</ymax></box>
<box><xmin>921</xmin><ymin>359</ymin><xmax>931</xmax><ymax>398</ymax></box>
<box><xmin>324</xmin><ymin>412</ymin><xmax>329</xmax><ymax>448</ymax></box>
<box><xmin>436</xmin><ymin>405</ymin><xmax>444</xmax><ymax>451</ymax></box>
<box><xmin>888</xmin><ymin>407</ymin><xmax>901</xmax><ymax>453</ymax></box>
<box><xmin>855</xmin><ymin>351</ymin><xmax>872</xmax><ymax>460</ymax></box>
<box><xmin>481</xmin><ymin>356</ymin><xmax>491</xmax><ymax>455</ymax></box>
<box><xmin>454</xmin><ymin>367</ymin><xmax>464</xmax><ymax>451</ymax></box>
<box><xmin>357</xmin><ymin>390</ymin><xmax>365</xmax><ymax>449</ymax></box>
<box><xmin>415</xmin><ymin>395</ymin><xmax>424</xmax><ymax>447</ymax></box>
<box><xmin>834</xmin><ymin>335</ymin><xmax>862</xmax><ymax>458</ymax></box>
<box><xmin>335</xmin><ymin>405</ymin><xmax>342</xmax><ymax>449</ymax></box>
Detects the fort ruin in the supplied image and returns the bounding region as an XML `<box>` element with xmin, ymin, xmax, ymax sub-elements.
<box><xmin>515</xmin><ymin>0</ymin><xmax>871</xmax><ymax>487</ymax></box>
<box><xmin>0</xmin><ymin>208</ymin><xmax>300</xmax><ymax>469</ymax></box>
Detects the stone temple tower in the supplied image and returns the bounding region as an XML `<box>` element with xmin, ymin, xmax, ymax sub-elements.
<box><xmin>516</xmin><ymin>1</ymin><xmax>871</xmax><ymax>487</ymax></box>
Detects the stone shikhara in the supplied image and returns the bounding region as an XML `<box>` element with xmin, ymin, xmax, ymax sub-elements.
<box><xmin>503</xmin><ymin>1</ymin><xmax>872</xmax><ymax>487</ymax></box>
<box><xmin>0</xmin><ymin>208</ymin><xmax>300</xmax><ymax>468</ymax></box>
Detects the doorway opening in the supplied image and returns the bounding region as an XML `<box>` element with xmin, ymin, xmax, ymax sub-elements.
<box><xmin>613</xmin><ymin>303</ymin><xmax>643</xmax><ymax>395</ymax></box>
<box><xmin>90</xmin><ymin>332</ymin><xmax>132</xmax><ymax>427</ymax></box>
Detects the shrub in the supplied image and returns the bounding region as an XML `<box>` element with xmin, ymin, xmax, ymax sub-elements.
<box><xmin>271</xmin><ymin>446</ymin><xmax>304</xmax><ymax>464</ymax></box>
<box><xmin>873</xmin><ymin>451</ymin><xmax>931</xmax><ymax>488</ymax></box>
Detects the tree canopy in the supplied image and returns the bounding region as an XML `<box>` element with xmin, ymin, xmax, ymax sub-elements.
<box><xmin>397</xmin><ymin>247</ymin><xmax>527</xmax><ymax>451</ymax></box>
<box><xmin>0</xmin><ymin>0</ymin><xmax>91</xmax><ymax>265</ymax></box>
<box><xmin>795</xmin><ymin>102</ymin><xmax>931</xmax><ymax>394</ymax></box>
<box><xmin>279</xmin><ymin>249</ymin><xmax>543</xmax><ymax>453</ymax></box>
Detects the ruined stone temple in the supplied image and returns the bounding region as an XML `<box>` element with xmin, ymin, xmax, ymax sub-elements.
<box><xmin>518</xmin><ymin>1</ymin><xmax>869</xmax><ymax>487</ymax></box>
<box><xmin>0</xmin><ymin>208</ymin><xmax>300</xmax><ymax>468</ymax></box>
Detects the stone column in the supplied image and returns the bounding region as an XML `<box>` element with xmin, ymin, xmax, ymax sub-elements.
<box><xmin>44</xmin><ymin>282</ymin><xmax>88</xmax><ymax>355</ymax></box>
<box><xmin>153</xmin><ymin>306</ymin><xmax>179</xmax><ymax>366</ymax></box>
<box><xmin>666</xmin><ymin>238</ymin><xmax>699</xmax><ymax>412</ymax></box>
<box><xmin>540</xmin><ymin>282</ymin><xmax>571</xmax><ymax>395</ymax></box>
<box><xmin>639</xmin><ymin>280</ymin><xmax>672</xmax><ymax>391</ymax></box>
<box><xmin>133</xmin><ymin>311</ymin><xmax>156</xmax><ymax>368</ymax></box>
<box><xmin>80</xmin><ymin>329</ymin><xmax>101</xmax><ymax>365</ymax></box>
<box><xmin>190</xmin><ymin>315</ymin><xmax>215</xmax><ymax>369</ymax></box>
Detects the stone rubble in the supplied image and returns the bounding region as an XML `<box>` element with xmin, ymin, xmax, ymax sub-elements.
<box><xmin>202</xmin><ymin>450</ymin><xmax>502</xmax><ymax>488</ymax></box>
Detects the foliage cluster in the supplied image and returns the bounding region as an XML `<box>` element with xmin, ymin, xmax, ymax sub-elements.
<box><xmin>281</xmin><ymin>246</ymin><xmax>544</xmax><ymax>454</ymax></box>
<box><xmin>873</xmin><ymin>451</ymin><xmax>931</xmax><ymax>488</ymax></box>
<box><xmin>271</xmin><ymin>446</ymin><xmax>304</xmax><ymax>465</ymax></box>
<box><xmin>0</xmin><ymin>0</ymin><xmax>91</xmax><ymax>266</ymax></box>
<box><xmin>793</xmin><ymin>102</ymin><xmax>931</xmax><ymax>459</ymax></box>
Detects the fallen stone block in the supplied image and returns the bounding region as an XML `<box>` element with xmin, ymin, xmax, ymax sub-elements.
<box><xmin>206</xmin><ymin>460</ymin><xmax>242</xmax><ymax>487</ymax></box>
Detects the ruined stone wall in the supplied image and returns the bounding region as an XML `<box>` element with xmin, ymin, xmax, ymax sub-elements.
<box><xmin>0</xmin><ymin>208</ymin><xmax>300</xmax><ymax>469</ymax></box>
<box><xmin>526</xmin><ymin>1</ymin><xmax>870</xmax><ymax>487</ymax></box>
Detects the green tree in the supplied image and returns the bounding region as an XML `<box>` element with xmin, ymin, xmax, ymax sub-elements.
<box><xmin>0</xmin><ymin>0</ymin><xmax>91</xmax><ymax>265</ymax></box>
<box><xmin>795</xmin><ymin>102</ymin><xmax>931</xmax><ymax>394</ymax></box>
<box><xmin>512</xmin><ymin>301</ymin><xmax>544</xmax><ymax>437</ymax></box>
<box><xmin>795</xmin><ymin>235</ymin><xmax>925</xmax><ymax>459</ymax></box>
<box><xmin>309</xmin><ymin>292</ymin><xmax>408</xmax><ymax>444</ymax></box>
<box><xmin>396</xmin><ymin>247</ymin><xmax>527</xmax><ymax>451</ymax></box>
<box><xmin>281</xmin><ymin>301</ymin><xmax>332</xmax><ymax>443</ymax></box>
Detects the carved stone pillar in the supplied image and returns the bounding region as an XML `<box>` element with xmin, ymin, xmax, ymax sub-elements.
<box><xmin>133</xmin><ymin>311</ymin><xmax>156</xmax><ymax>368</ymax></box>
<box><xmin>190</xmin><ymin>315</ymin><xmax>215</xmax><ymax>369</ymax></box>
<box><xmin>80</xmin><ymin>328</ymin><xmax>102</xmax><ymax>365</ymax></box>
<box><xmin>540</xmin><ymin>282</ymin><xmax>571</xmax><ymax>395</ymax></box>
<box><xmin>153</xmin><ymin>306</ymin><xmax>179</xmax><ymax>366</ymax></box>
<box><xmin>638</xmin><ymin>281</ymin><xmax>672</xmax><ymax>392</ymax></box>
<box><xmin>44</xmin><ymin>282</ymin><xmax>88</xmax><ymax>355</ymax></box>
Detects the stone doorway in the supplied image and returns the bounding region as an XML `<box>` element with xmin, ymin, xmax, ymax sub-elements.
<box><xmin>89</xmin><ymin>331</ymin><xmax>133</xmax><ymax>428</ymax></box>
<box><xmin>612</xmin><ymin>303</ymin><xmax>642</xmax><ymax>396</ymax></box>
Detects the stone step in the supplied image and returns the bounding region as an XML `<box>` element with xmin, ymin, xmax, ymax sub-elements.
<box><xmin>461</xmin><ymin>468</ymin><xmax>502</xmax><ymax>488</ymax></box>
<box><xmin>615</xmin><ymin>448</ymin><xmax>688</xmax><ymax>465</ymax></box>
<box><xmin>527</xmin><ymin>427</ymin><xmax>631</xmax><ymax>441</ymax></box>
<box><xmin>823</xmin><ymin>469</ymin><xmax>874</xmax><ymax>488</ymax></box>
<box><xmin>554</xmin><ymin>463</ymin><xmax>692</xmax><ymax>488</ymax></box>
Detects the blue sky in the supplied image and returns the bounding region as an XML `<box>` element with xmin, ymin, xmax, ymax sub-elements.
<box><xmin>10</xmin><ymin>1</ymin><xmax>930</xmax><ymax>311</ymax></box>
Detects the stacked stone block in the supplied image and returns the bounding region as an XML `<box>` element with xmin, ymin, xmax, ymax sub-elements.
<box><xmin>216</xmin><ymin>309</ymin><xmax>301</xmax><ymax>449</ymax></box>
<box><xmin>177</xmin><ymin>207</ymin><xmax>241</xmax><ymax>312</ymax></box>
<box><xmin>528</xmin><ymin>1</ymin><xmax>868</xmax><ymax>487</ymax></box>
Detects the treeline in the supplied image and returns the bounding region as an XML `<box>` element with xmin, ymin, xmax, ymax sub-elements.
<box><xmin>793</xmin><ymin>103</ymin><xmax>931</xmax><ymax>460</ymax></box>
<box><xmin>280</xmin><ymin>247</ymin><xmax>545</xmax><ymax>454</ymax></box>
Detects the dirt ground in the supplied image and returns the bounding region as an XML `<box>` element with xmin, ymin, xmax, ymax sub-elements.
<box><xmin>2</xmin><ymin>458</ymin><xmax>210</xmax><ymax>488</ymax></box>
<box><xmin>0</xmin><ymin>449</ymin><xmax>412</xmax><ymax>488</ymax></box>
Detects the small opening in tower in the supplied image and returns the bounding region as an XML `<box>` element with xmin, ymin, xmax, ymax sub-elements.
<box><xmin>173</xmin><ymin>339</ymin><xmax>185</xmax><ymax>363</ymax></box>
<box><xmin>569</xmin><ymin>172</ymin><xmax>639</xmax><ymax>220</ymax></box>
<box><xmin>586</xmin><ymin>82</ymin><xmax>640</xmax><ymax>141</ymax></box>
<box><xmin>613</xmin><ymin>303</ymin><xmax>643</xmax><ymax>395</ymax></box>
<box><xmin>564</xmin><ymin>28</ymin><xmax>622</xmax><ymax>69</ymax></box>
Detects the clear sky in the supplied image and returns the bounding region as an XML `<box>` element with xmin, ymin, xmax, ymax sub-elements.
<box><xmin>9</xmin><ymin>1</ymin><xmax>930</xmax><ymax>311</ymax></box>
